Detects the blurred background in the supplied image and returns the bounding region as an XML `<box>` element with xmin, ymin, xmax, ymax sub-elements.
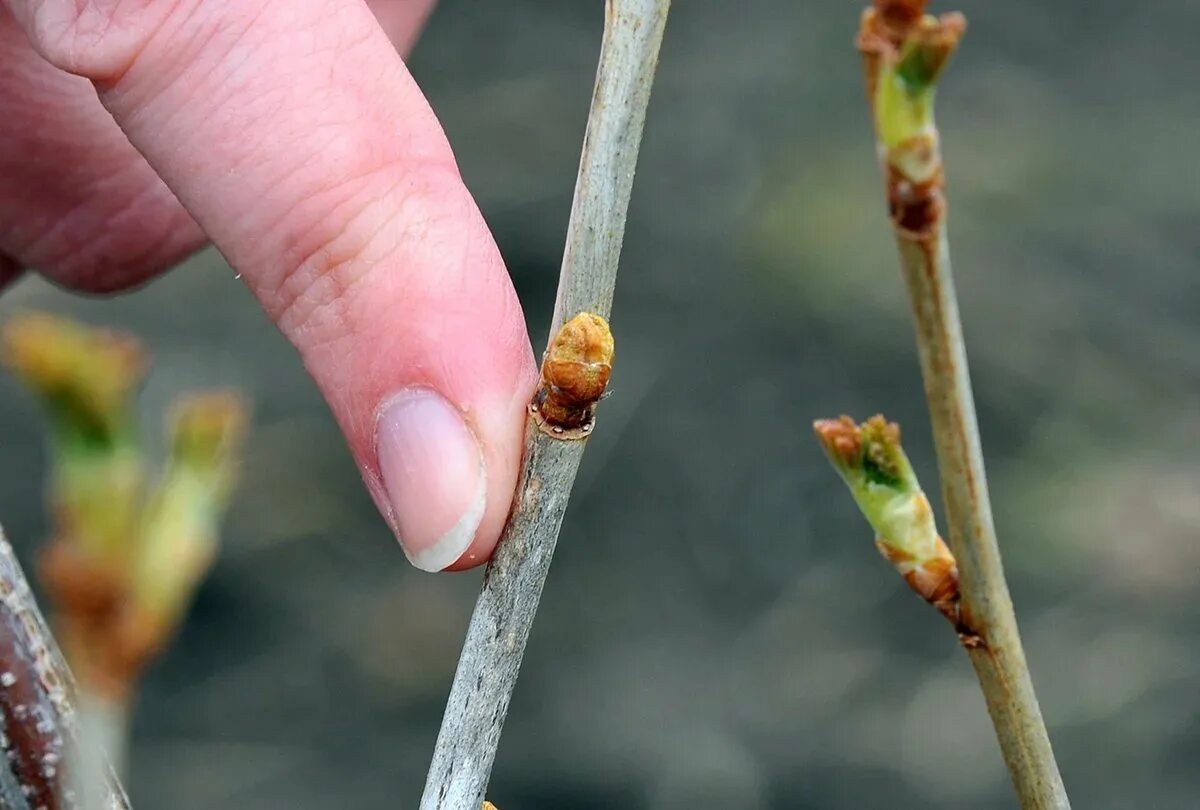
<box><xmin>2</xmin><ymin>0</ymin><xmax>1199</xmax><ymax>807</ymax></box>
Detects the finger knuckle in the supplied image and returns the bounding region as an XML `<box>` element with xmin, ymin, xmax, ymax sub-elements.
<box><xmin>21</xmin><ymin>0</ymin><xmax>179</xmax><ymax>83</ymax></box>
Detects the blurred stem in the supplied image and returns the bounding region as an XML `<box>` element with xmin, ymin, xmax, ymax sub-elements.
<box><xmin>858</xmin><ymin>3</ymin><xmax>1069</xmax><ymax>806</ymax></box>
<box><xmin>1</xmin><ymin>313</ymin><xmax>146</xmax><ymax>774</ymax></box>
<box><xmin>77</xmin><ymin>691</ymin><xmax>130</xmax><ymax>782</ymax></box>
<box><xmin>0</xmin><ymin>526</ymin><xmax>131</xmax><ymax>809</ymax></box>
<box><xmin>421</xmin><ymin>1</ymin><xmax>669</xmax><ymax>807</ymax></box>
<box><xmin>91</xmin><ymin>393</ymin><xmax>245</xmax><ymax>777</ymax></box>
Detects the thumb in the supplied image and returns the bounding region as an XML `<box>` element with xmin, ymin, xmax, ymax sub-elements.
<box><xmin>8</xmin><ymin>0</ymin><xmax>538</xmax><ymax>570</ymax></box>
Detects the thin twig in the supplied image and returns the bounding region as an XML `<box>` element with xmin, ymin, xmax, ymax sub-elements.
<box><xmin>0</xmin><ymin>526</ymin><xmax>131</xmax><ymax>809</ymax></box>
<box><xmin>420</xmin><ymin>2</ymin><xmax>670</xmax><ymax>807</ymax></box>
<box><xmin>856</xmin><ymin>2</ymin><xmax>1069</xmax><ymax>807</ymax></box>
<box><xmin>76</xmin><ymin>693</ymin><xmax>130</xmax><ymax>785</ymax></box>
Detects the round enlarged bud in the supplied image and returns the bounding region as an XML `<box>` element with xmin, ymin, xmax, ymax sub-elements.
<box><xmin>543</xmin><ymin>313</ymin><xmax>614</xmax><ymax>404</ymax></box>
<box><xmin>535</xmin><ymin>312</ymin><xmax>614</xmax><ymax>432</ymax></box>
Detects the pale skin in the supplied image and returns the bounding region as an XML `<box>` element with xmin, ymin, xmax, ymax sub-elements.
<box><xmin>0</xmin><ymin>0</ymin><xmax>544</xmax><ymax>571</ymax></box>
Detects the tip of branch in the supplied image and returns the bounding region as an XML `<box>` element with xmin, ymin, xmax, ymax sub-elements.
<box><xmin>814</xmin><ymin>414</ymin><xmax>907</xmax><ymax>488</ymax></box>
<box><xmin>873</xmin><ymin>0</ymin><xmax>930</xmax><ymax>41</ymax></box>
<box><xmin>858</xmin><ymin>2</ymin><xmax>966</xmax><ymax>106</ymax></box>
<box><xmin>896</xmin><ymin>12</ymin><xmax>966</xmax><ymax>90</ymax></box>
<box><xmin>860</xmin><ymin>1</ymin><xmax>964</xmax><ymax>60</ymax></box>
<box><xmin>858</xmin><ymin>2</ymin><xmax>964</xmax><ymax>235</ymax></box>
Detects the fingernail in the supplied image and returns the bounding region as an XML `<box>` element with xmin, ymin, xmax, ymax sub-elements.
<box><xmin>376</xmin><ymin>388</ymin><xmax>486</xmax><ymax>572</ymax></box>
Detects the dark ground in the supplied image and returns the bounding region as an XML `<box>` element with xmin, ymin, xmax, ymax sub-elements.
<box><xmin>2</xmin><ymin>1</ymin><xmax>1199</xmax><ymax>807</ymax></box>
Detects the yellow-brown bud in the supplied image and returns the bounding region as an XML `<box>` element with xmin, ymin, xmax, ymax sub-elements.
<box><xmin>534</xmin><ymin>312</ymin><xmax>614</xmax><ymax>434</ymax></box>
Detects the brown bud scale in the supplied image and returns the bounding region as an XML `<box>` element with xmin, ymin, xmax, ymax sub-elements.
<box><xmin>887</xmin><ymin>141</ymin><xmax>946</xmax><ymax>236</ymax></box>
<box><xmin>875</xmin><ymin>533</ymin><xmax>981</xmax><ymax>647</ymax></box>
<box><xmin>813</xmin><ymin>416</ymin><xmax>862</xmax><ymax>466</ymax></box>
<box><xmin>531</xmin><ymin>312</ymin><xmax>614</xmax><ymax>438</ymax></box>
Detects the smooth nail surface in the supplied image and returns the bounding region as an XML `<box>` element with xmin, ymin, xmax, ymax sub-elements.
<box><xmin>376</xmin><ymin>388</ymin><xmax>486</xmax><ymax>572</ymax></box>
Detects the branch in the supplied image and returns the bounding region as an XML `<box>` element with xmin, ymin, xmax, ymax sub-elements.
<box><xmin>0</xmin><ymin>526</ymin><xmax>130</xmax><ymax>809</ymax></box>
<box><xmin>855</xmin><ymin>2</ymin><xmax>1069</xmax><ymax>807</ymax></box>
<box><xmin>420</xmin><ymin>1</ymin><xmax>670</xmax><ymax>807</ymax></box>
<box><xmin>3</xmin><ymin>313</ymin><xmax>247</xmax><ymax>783</ymax></box>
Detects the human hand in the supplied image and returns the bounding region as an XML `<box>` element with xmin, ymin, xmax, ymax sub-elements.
<box><xmin>0</xmin><ymin>0</ymin><xmax>540</xmax><ymax>571</ymax></box>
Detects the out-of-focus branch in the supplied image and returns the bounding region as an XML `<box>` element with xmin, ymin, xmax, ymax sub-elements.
<box><xmin>0</xmin><ymin>526</ymin><xmax>130</xmax><ymax>809</ymax></box>
<box><xmin>2</xmin><ymin>312</ymin><xmax>246</xmax><ymax>788</ymax></box>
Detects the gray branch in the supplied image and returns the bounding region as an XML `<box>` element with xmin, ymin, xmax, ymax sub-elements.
<box><xmin>420</xmin><ymin>2</ymin><xmax>671</xmax><ymax>808</ymax></box>
<box><xmin>896</xmin><ymin>232</ymin><xmax>1070</xmax><ymax>807</ymax></box>
<box><xmin>548</xmin><ymin>0</ymin><xmax>670</xmax><ymax>338</ymax></box>
<box><xmin>420</xmin><ymin>434</ymin><xmax>583</xmax><ymax>810</ymax></box>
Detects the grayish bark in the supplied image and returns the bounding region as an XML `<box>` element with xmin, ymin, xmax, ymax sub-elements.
<box><xmin>548</xmin><ymin>0</ymin><xmax>671</xmax><ymax>339</ymax></box>
<box><xmin>0</xmin><ymin>722</ymin><xmax>30</xmax><ymax>810</ymax></box>
<box><xmin>421</xmin><ymin>1</ymin><xmax>671</xmax><ymax>807</ymax></box>
<box><xmin>896</xmin><ymin>231</ymin><xmax>1070</xmax><ymax>808</ymax></box>
<box><xmin>420</xmin><ymin>433</ymin><xmax>583</xmax><ymax>810</ymax></box>
<box><xmin>858</xmin><ymin>6</ymin><xmax>1068</xmax><ymax>803</ymax></box>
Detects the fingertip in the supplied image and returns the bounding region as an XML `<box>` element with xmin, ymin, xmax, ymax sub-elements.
<box><xmin>367</xmin><ymin>0</ymin><xmax>438</xmax><ymax>57</ymax></box>
<box><xmin>375</xmin><ymin>387</ymin><xmax>488</xmax><ymax>572</ymax></box>
<box><xmin>439</xmin><ymin>375</ymin><xmax>537</xmax><ymax>572</ymax></box>
<box><xmin>364</xmin><ymin>368</ymin><xmax>535</xmax><ymax>573</ymax></box>
<box><xmin>10</xmin><ymin>0</ymin><xmax>540</xmax><ymax>571</ymax></box>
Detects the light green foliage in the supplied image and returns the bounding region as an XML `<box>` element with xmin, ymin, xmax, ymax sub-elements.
<box><xmin>814</xmin><ymin>416</ymin><xmax>942</xmax><ymax>566</ymax></box>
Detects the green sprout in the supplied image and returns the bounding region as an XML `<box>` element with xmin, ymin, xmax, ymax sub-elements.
<box><xmin>814</xmin><ymin>415</ymin><xmax>963</xmax><ymax>629</ymax></box>
<box><xmin>1</xmin><ymin>312</ymin><xmax>146</xmax><ymax>566</ymax></box>
<box><xmin>2</xmin><ymin>312</ymin><xmax>247</xmax><ymax>703</ymax></box>
<box><xmin>874</xmin><ymin>14</ymin><xmax>965</xmax><ymax>151</ymax></box>
<box><xmin>121</xmin><ymin>393</ymin><xmax>246</xmax><ymax>665</ymax></box>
